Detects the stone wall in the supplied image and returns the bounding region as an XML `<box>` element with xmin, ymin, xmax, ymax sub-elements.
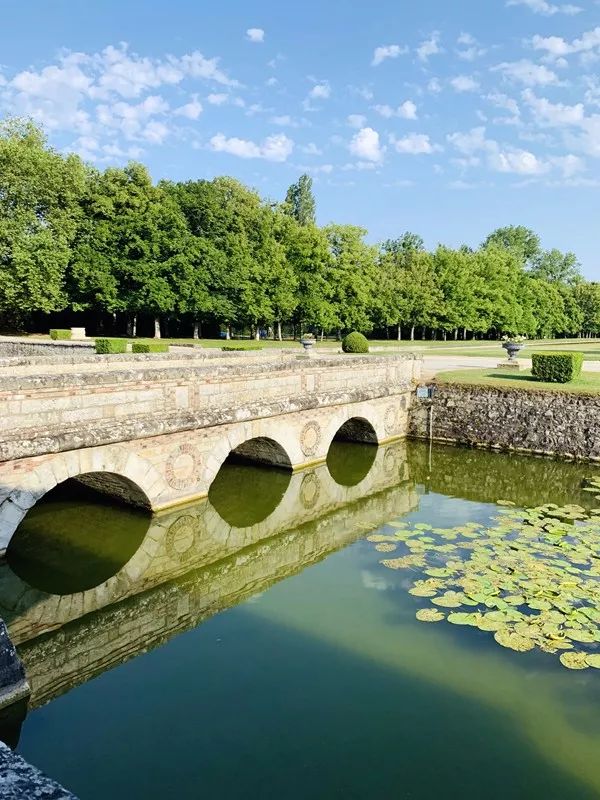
<box><xmin>409</xmin><ymin>382</ymin><xmax>600</xmax><ymax>461</ymax></box>
<box><xmin>0</xmin><ymin>337</ymin><xmax>94</xmax><ymax>358</ymax></box>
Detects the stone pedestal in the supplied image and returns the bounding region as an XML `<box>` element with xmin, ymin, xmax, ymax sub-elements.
<box><xmin>70</xmin><ymin>327</ymin><xmax>87</xmax><ymax>339</ymax></box>
<box><xmin>497</xmin><ymin>361</ymin><xmax>521</xmax><ymax>370</ymax></box>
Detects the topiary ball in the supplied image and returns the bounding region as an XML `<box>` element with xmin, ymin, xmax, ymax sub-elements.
<box><xmin>342</xmin><ymin>331</ymin><xmax>369</xmax><ymax>354</ymax></box>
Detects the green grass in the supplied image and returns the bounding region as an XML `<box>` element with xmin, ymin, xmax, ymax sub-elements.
<box><xmin>435</xmin><ymin>368</ymin><xmax>600</xmax><ymax>394</ymax></box>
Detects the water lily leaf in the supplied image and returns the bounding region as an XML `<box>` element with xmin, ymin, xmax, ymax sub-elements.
<box><xmin>375</xmin><ymin>543</ymin><xmax>397</xmax><ymax>553</ymax></box>
<box><xmin>494</xmin><ymin>629</ymin><xmax>535</xmax><ymax>652</ymax></box>
<box><xmin>424</xmin><ymin>567</ymin><xmax>455</xmax><ymax>578</ymax></box>
<box><xmin>565</xmin><ymin>629</ymin><xmax>596</xmax><ymax>643</ymax></box>
<box><xmin>447</xmin><ymin>612</ymin><xmax>481</xmax><ymax>626</ymax></box>
<box><xmin>560</xmin><ymin>652</ymin><xmax>590</xmax><ymax>670</ymax></box>
<box><xmin>432</xmin><ymin>591</ymin><xmax>467</xmax><ymax>608</ymax></box>
<box><xmin>367</xmin><ymin>534</ymin><xmax>398</xmax><ymax>543</ymax></box>
<box><xmin>415</xmin><ymin>608</ymin><xmax>445</xmax><ymax>623</ymax></box>
<box><xmin>585</xmin><ymin>654</ymin><xmax>600</xmax><ymax>668</ymax></box>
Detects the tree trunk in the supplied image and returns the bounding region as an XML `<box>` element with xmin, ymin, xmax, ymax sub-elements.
<box><xmin>276</xmin><ymin>320</ymin><xmax>282</xmax><ymax>341</ymax></box>
<box><xmin>443</xmin><ymin>330</ymin><xmax>447</xmax><ymax>341</ymax></box>
<box><xmin>154</xmin><ymin>316</ymin><xmax>161</xmax><ymax>338</ymax></box>
<box><xmin>132</xmin><ymin>314</ymin><xmax>137</xmax><ymax>338</ymax></box>
<box><xmin>337</xmin><ymin>328</ymin><xmax>342</xmax><ymax>341</ymax></box>
<box><xmin>225</xmin><ymin>324</ymin><xmax>231</xmax><ymax>340</ymax></box>
<box><xmin>421</xmin><ymin>326</ymin><xmax>426</xmax><ymax>340</ymax></box>
<box><xmin>463</xmin><ymin>327</ymin><xmax>467</xmax><ymax>340</ymax></box>
<box><xmin>255</xmin><ymin>324</ymin><xmax>260</xmax><ymax>341</ymax></box>
<box><xmin>320</xmin><ymin>329</ymin><xmax>324</xmax><ymax>342</ymax></box>
<box><xmin>193</xmin><ymin>319</ymin><xmax>200</xmax><ymax>339</ymax></box>
<box><xmin>397</xmin><ymin>323</ymin><xmax>402</xmax><ymax>341</ymax></box>
<box><xmin>410</xmin><ymin>325</ymin><xmax>415</xmax><ymax>341</ymax></box>
<box><xmin>454</xmin><ymin>328</ymin><xmax>458</xmax><ymax>340</ymax></box>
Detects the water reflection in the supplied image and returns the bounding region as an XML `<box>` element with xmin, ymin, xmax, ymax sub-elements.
<box><xmin>6</xmin><ymin>481</ymin><xmax>150</xmax><ymax>595</ymax></box>
<box><xmin>326</xmin><ymin>440</ymin><xmax>377</xmax><ymax>487</ymax></box>
<box><xmin>208</xmin><ymin>461</ymin><xmax>291</xmax><ymax>527</ymax></box>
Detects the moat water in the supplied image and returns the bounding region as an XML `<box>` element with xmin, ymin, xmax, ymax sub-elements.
<box><xmin>3</xmin><ymin>441</ymin><xmax>600</xmax><ymax>799</ymax></box>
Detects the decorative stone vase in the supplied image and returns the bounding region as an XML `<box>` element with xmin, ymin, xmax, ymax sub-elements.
<box><xmin>300</xmin><ymin>337</ymin><xmax>316</xmax><ymax>356</ymax></box>
<box><xmin>502</xmin><ymin>341</ymin><xmax>524</xmax><ymax>363</ymax></box>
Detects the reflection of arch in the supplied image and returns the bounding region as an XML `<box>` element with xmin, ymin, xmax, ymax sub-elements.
<box><xmin>332</xmin><ymin>417</ymin><xmax>378</xmax><ymax>445</ymax></box>
<box><xmin>0</xmin><ymin>447</ymin><xmax>163</xmax><ymax>551</ymax></box>
<box><xmin>7</xmin><ymin>478</ymin><xmax>151</xmax><ymax>595</ymax></box>
<box><xmin>207</xmin><ymin>435</ymin><xmax>292</xmax><ymax>528</ymax></box>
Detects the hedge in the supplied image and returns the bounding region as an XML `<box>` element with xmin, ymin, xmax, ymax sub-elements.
<box><xmin>531</xmin><ymin>351</ymin><xmax>584</xmax><ymax>383</ymax></box>
<box><xmin>49</xmin><ymin>329</ymin><xmax>71</xmax><ymax>340</ymax></box>
<box><xmin>342</xmin><ymin>331</ymin><xmax>369</xmax><ymax>354</ymax></box>
<box><xmin>95</xmin><ymin>338</ymin><xmax>127</xmax><ymax>354</ymax></box>
<box><xmin>221</xmin><ymin>345</ymin><xmax>263</xmax><ymax>351</ymax></box>
<box><xmin>132</xmin><ymin>342</ymin><xmax>169</xmax><ymax>353</ymax></box>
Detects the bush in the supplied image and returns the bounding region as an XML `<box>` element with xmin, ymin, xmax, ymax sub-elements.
<box><xmin>49</xmin><ymin>329</ymin><xmax>71</xmax><ymax>340</ymax></box>
<box><xmin>221</xmin><ymin>345</ymin><xmax>263</xmax><ymax>351</ymax></box>
<box><xmin>132</xmin><ymin>342</ymin><xmax>169</xmax><ymax>353</ymax></box>
<box><xmin>531</xmin><ymin>352</ymin><xmax>584</xmax><ymax>383</ymax></box>
<box><xmin>95</xmin><ymin>338</ymin><xmax>127</xmax><ymax>355</ymax></box>
<box><xmin>342</xmin><ymin>332</ymin><xmax>369</xmax><ymax>354</ymax></box>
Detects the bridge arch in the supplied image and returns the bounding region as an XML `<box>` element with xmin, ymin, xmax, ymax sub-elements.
<box><xmin>331</xmin><ymin>416</ymin><xmax>378</xmax><ymax>445</ymax></box>
<box><xmin>0</xmin><ymin>447</ymin><xmax>163</xmax><ymax>552</ymax></box>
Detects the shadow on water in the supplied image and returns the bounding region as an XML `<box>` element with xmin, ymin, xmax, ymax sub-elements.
<box><xmin>326</xmin><ymin>440</ymin><xmax>377</xmax><ymax>487</ymax></box>
<box><xmin>6</xmin><ymin>481</ymin><xmax>151</xmax><ymax>595</ymax></box>
<box><xmin>208</xmin><ymin>461</ymin><xmax>291</xmax><ymax>528</ymax></box>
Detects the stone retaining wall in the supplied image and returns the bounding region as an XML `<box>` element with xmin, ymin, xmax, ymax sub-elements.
<box><xmin>409</xmin><ymin>382</ymin><xmax>600</xmax><ymax>461</ymax></box>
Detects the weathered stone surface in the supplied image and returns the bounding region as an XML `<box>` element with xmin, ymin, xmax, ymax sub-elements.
<box><xmin>0</xmin><ymin>622</ymin><xmax>28</xmax><ymax>713</ymax></box>
<box><xmin>409</xmin><ymin>382</ymin><xmax>600</xmax><ymax>460</ymax></box>
<box><xmin>0</xmin><ymin>741</ymin><xmax>77</xmax><ymax>799</ymax></box>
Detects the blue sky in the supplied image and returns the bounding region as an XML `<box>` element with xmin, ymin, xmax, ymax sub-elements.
<box><xmin>1</xmin><ymin>0</ymin><xmax>599</xmax><ymax>275</ymax></box>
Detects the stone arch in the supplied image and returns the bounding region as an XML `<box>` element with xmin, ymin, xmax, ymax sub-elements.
<box><xmin>331</xmin><ymin>416</ymin><xmax>379</xmax><ymax>445</ymax></box>
<box><xmin>0</xmin><ymin>446</ymin><xmax>164</xmax><ymax>552</ymax></box>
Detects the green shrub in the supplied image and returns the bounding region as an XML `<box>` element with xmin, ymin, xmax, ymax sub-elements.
<box><xmin>531</xmin><ymin>352</ymin><xmax>584</xmax><ymax>383</ymax></box>
<box><xmin>132</xmin><ymin>342</ymin><xmax>169</xmax><ymax>353</ymax></box>
<box><xmin>221</xmin><ymin>345</ymin><xmax>263</xmax><ymax>351</ymax></box>
<box><xmin>95</xmin><ymin>338</ymin><xmax>127</xmax><ymax>355</ymax></box>
<box><xmin>49</xmin><ymin>329</ymin><xmax>71</xmax><ymax>340</ymax></box>
<box><xmin>342</xmin><ymin>331</ymin><xmax>369</xmax><ymax>354</ymax></box>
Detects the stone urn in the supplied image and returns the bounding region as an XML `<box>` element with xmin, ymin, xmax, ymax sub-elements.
<box><xmin>502</xmin><ymin>341</ymin><xmax>524</xmax><ymax>364</ymax></box>
<box><xmin>300</xmin><ymin>336</ymin><xmax>316</xmax><ymax>356</ymax></box>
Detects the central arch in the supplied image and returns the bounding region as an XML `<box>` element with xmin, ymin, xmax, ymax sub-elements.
<box><xmin>331</xmin><ymin>417</ymin><xmax>378</xmax><ymax>445</ymax></box>
<box><xmin>326</xmin><ymin>416</ymin><xmax>378</xmax><ymax>487</ymax></box>
<box><xmin>226</xmin><ymin>437</ymin><xmax>293</xmax><ymax>470</ymax></box>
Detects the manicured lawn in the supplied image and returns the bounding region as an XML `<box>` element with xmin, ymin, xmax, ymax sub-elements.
<box><xmin>435</xmin><ymin>368</ymin><xmax>600</xmax><ymax>394</ymax></box>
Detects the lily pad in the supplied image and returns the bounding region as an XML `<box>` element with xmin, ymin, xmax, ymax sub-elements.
<box><xmin>415</xmin><ymin>608</ymin><xmax>445</xmax><ymax>623</ymax></box>
<box><xmin>559</xmin><ymin>652</ymin><xmax>590</xmax><ymax>670</ymax></box>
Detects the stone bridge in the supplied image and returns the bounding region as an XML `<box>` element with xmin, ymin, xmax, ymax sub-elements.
<box><xmin>0</xmin><ymin>441</ymin><xmax>418</xmax><ymax>710</ymax></box>
<box><xmin>0</xmin><ymin>350</ymin><xmax>420</xmax><ymax>553</ymax></box>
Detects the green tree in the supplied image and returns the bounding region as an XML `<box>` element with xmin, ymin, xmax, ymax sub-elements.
<box><xmin>530</xmin><ymin>248</ymin><xmax>581</xmax><ymax>285</ymax></box>
<box><xmin>0</xmin><ymin>119</ymin><xmax>85</xmax><ymax>325</ymax></box>
<box><xmin>482</xmin><ymin>225</ymin><xmax>541</xmax><ymax>268</ymax></box>
<box><xmin>284</xmin><ymin>174</ymin><xmax>316</xmax><ymax>226</ymax></box>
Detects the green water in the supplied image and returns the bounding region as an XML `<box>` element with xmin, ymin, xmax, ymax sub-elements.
<box><xmin>4</xmin><ymin>441</ymin><xmax>600</xmax><ymax>799</ymax></box>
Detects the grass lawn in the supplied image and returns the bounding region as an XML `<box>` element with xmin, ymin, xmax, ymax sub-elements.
<box><xmin>435</xmin><ymin>368</ymin><xmax>600</xmax><ymax>394</ymax></box>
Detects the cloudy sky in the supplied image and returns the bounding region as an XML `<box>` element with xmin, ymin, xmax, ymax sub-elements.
<box><xmin>1</xmin><ymin>0</ymin><xmax>599</xmax><ymax>274</ymax></box>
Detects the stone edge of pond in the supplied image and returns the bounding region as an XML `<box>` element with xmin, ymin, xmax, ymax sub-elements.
<box><xmin>0</xmin><ymin>741</ymin><xmax>78</xmax><ymax>799</ymax></box>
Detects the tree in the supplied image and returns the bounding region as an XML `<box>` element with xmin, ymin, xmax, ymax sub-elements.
<box><xmin>325</xmin><ymin>224</ymin><xmax>378</xmax><ymax>336</ymax></box>
<box><xmin>482</xmin><ymin>225</ymin><xmax>541</xmax><ymax>268</ymax></box>
<box><xmin>530</xmin><ymin>248</ymin><xmax>581</xmax><ymax>285</ymax></box>
<box><xmin>382</xmin><ymin>231</ymin><xmax>425</xmax><ymax>257</ymax></box>
<box><xmin>0</xmin><ymin>119</ymin><xmax>85</xmax><ymax>325</ymax></box>
<box><xmin>284</xmin><ymin>174</ymin><xmax>316</xmax><ymax>226</ymax></box>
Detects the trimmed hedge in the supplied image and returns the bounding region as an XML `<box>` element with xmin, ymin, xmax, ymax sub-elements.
<box><xmin>342</xmin><ymin>331</ymin><xmax>369</xmax><ymax>354</ymax></box>
<box><xmin>221</xmin><ymin>345</ymin><xmax>263</xmax><ymax>351</ymax></box>
<box><xmin>132</xmin><ymin>342</ymin><xmax>169</xmax><ymax>353</ymax></box>
<box><xmin>531</xmin><ymin>351</ymin><xmax>584</xmax><ymax>383</ymax></box>
<box><xmin>49</xmin><ymin>329</ymin><xmax>71</xmax><ymax>340</ymax></box>
<box><xmin>95</xmin><ymin>338</ymin><xmax>127</xmax><ymax>354</ymax></box>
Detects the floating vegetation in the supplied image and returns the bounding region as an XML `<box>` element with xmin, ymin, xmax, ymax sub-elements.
<box><xmin>371</xmin><ymin>490</ymin><xmax>600</xmax><ymax>670</ymax></box>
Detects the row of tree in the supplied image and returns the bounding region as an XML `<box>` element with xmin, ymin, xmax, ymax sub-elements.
<box><xmin>1</xmin><ymin>117</ymin><xmax>599</xmax><ymax>340</ymax></box>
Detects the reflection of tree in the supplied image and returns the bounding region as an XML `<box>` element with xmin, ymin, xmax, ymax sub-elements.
<box><xmin>407</xmin><ymin>441</ymin><xmax>592</xmax><ymax>509</ymax></box>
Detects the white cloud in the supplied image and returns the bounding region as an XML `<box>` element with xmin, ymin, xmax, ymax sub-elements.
<box><xmin>550</xmin><ymin>153</ymin><xmax>585</xmax><ymax>176</ymax></box>
<box><xmin>373</xmin><ymin>101</ymin><xmax>417</xmax><ymax>119</ymax></box>
<box><xmin>175</xmin><ymin>95</ymin><xmax>203</xmax><ymax>119</ymax></box>
<box><xmin>447</xmin><ymin>126</ymin><xmax>494</xmax><ymax>154</ymax></box>
<box><xmin>487</xmin><ymin>92</ymin><xmax>520</xmax><ymax>116</ymax></box>
<box><xmin>207</xmin><ymin>92</ymin><xmax>228</xmax><ymax>105</ymax></box>
<box><xmin>209</xmin><ymin>132</ymin><xmax>293</xmax><ymax>161</ymax></box>
<box><xmin>300</xmin><ymin>142</ymin><xmax>322</xmax><ymax>155</ymax></box>
<box><xmin>142</xmin><ymin>120</ymin><xmax>170</xmax><ymax>144</ymax></box>
<box><xmin>349</xmin><ymin>127</ymin><xmax>384</xmax><ymax>162</ymax></box>
<box><xmin>309</xmin><ymin>82</ymin><xmax>331</xmax><ymax>100</ymax></box>
<box><xmin>427</xmin><ymin>77</ymin><xmax>442</xmax><ymax>93</ymax></box>
<box><xmin>371</xmin><ymin>44</ymin><xmax>408</xmax><ymax>66</ymax></box>
<box><xmin>531</xmin><ymin>28</ymin><xmax>600</xmax><ymax>63</ymax></box>
<box><xmin>246</xmin><ymin>28</ymin><xmax>265</xmax><ymax>43</ymax></box>
<box><xmin>391</xmin><ymin>133</ymin><xmax>440</xmax><ymax>155</ymax></box>
<box><xmin>347</xmin><ymin>113</ymin><xmax>367</xmax><ymax>128</ymax></box>
<box><xmin>506</xmin><ymin>0</ymin><xmax>581</xmax><ymax>15</ymax></box>
<box><xmin>493</xmin><ymin>59</ymin><xmax>560</xmax><ymax>86</ymax></box>
<box><xmin>417</xmin><ymin>32</ymin><xmax>442</xmax><ymax>62</ymax></box>
<box><xmin>450</xmin><ymin>75</ymin><xmax>480</xmax><ymax>92</ymax></box>
<box><xmin>522</xmin><ymin>88</ymin><xmax>584</xmax><ymax>125</ymax></box>
<box><xmin>456</xmin><ymin>32</ymin><xmax>487</xmax><ymax>61</ymax></box>
<box><xmin>488</xmin><ymin>147</ymin><xmax>550</xmax><ymax>174</ymax></box>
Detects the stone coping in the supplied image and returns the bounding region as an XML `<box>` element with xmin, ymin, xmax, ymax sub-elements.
<box><xmin>0</xmin><ymin>353</ymin><xmax>421</xmax><ymax>393</ymax></box>
<box><xmin>0</xmin><ymin>741</ymin><xmax>77</xmax><ymax>799</ymax></box>
<box><xmin>0</xmin><ymin>382</ymin><xmax>413</xmax><ymax>461</ymax></box>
